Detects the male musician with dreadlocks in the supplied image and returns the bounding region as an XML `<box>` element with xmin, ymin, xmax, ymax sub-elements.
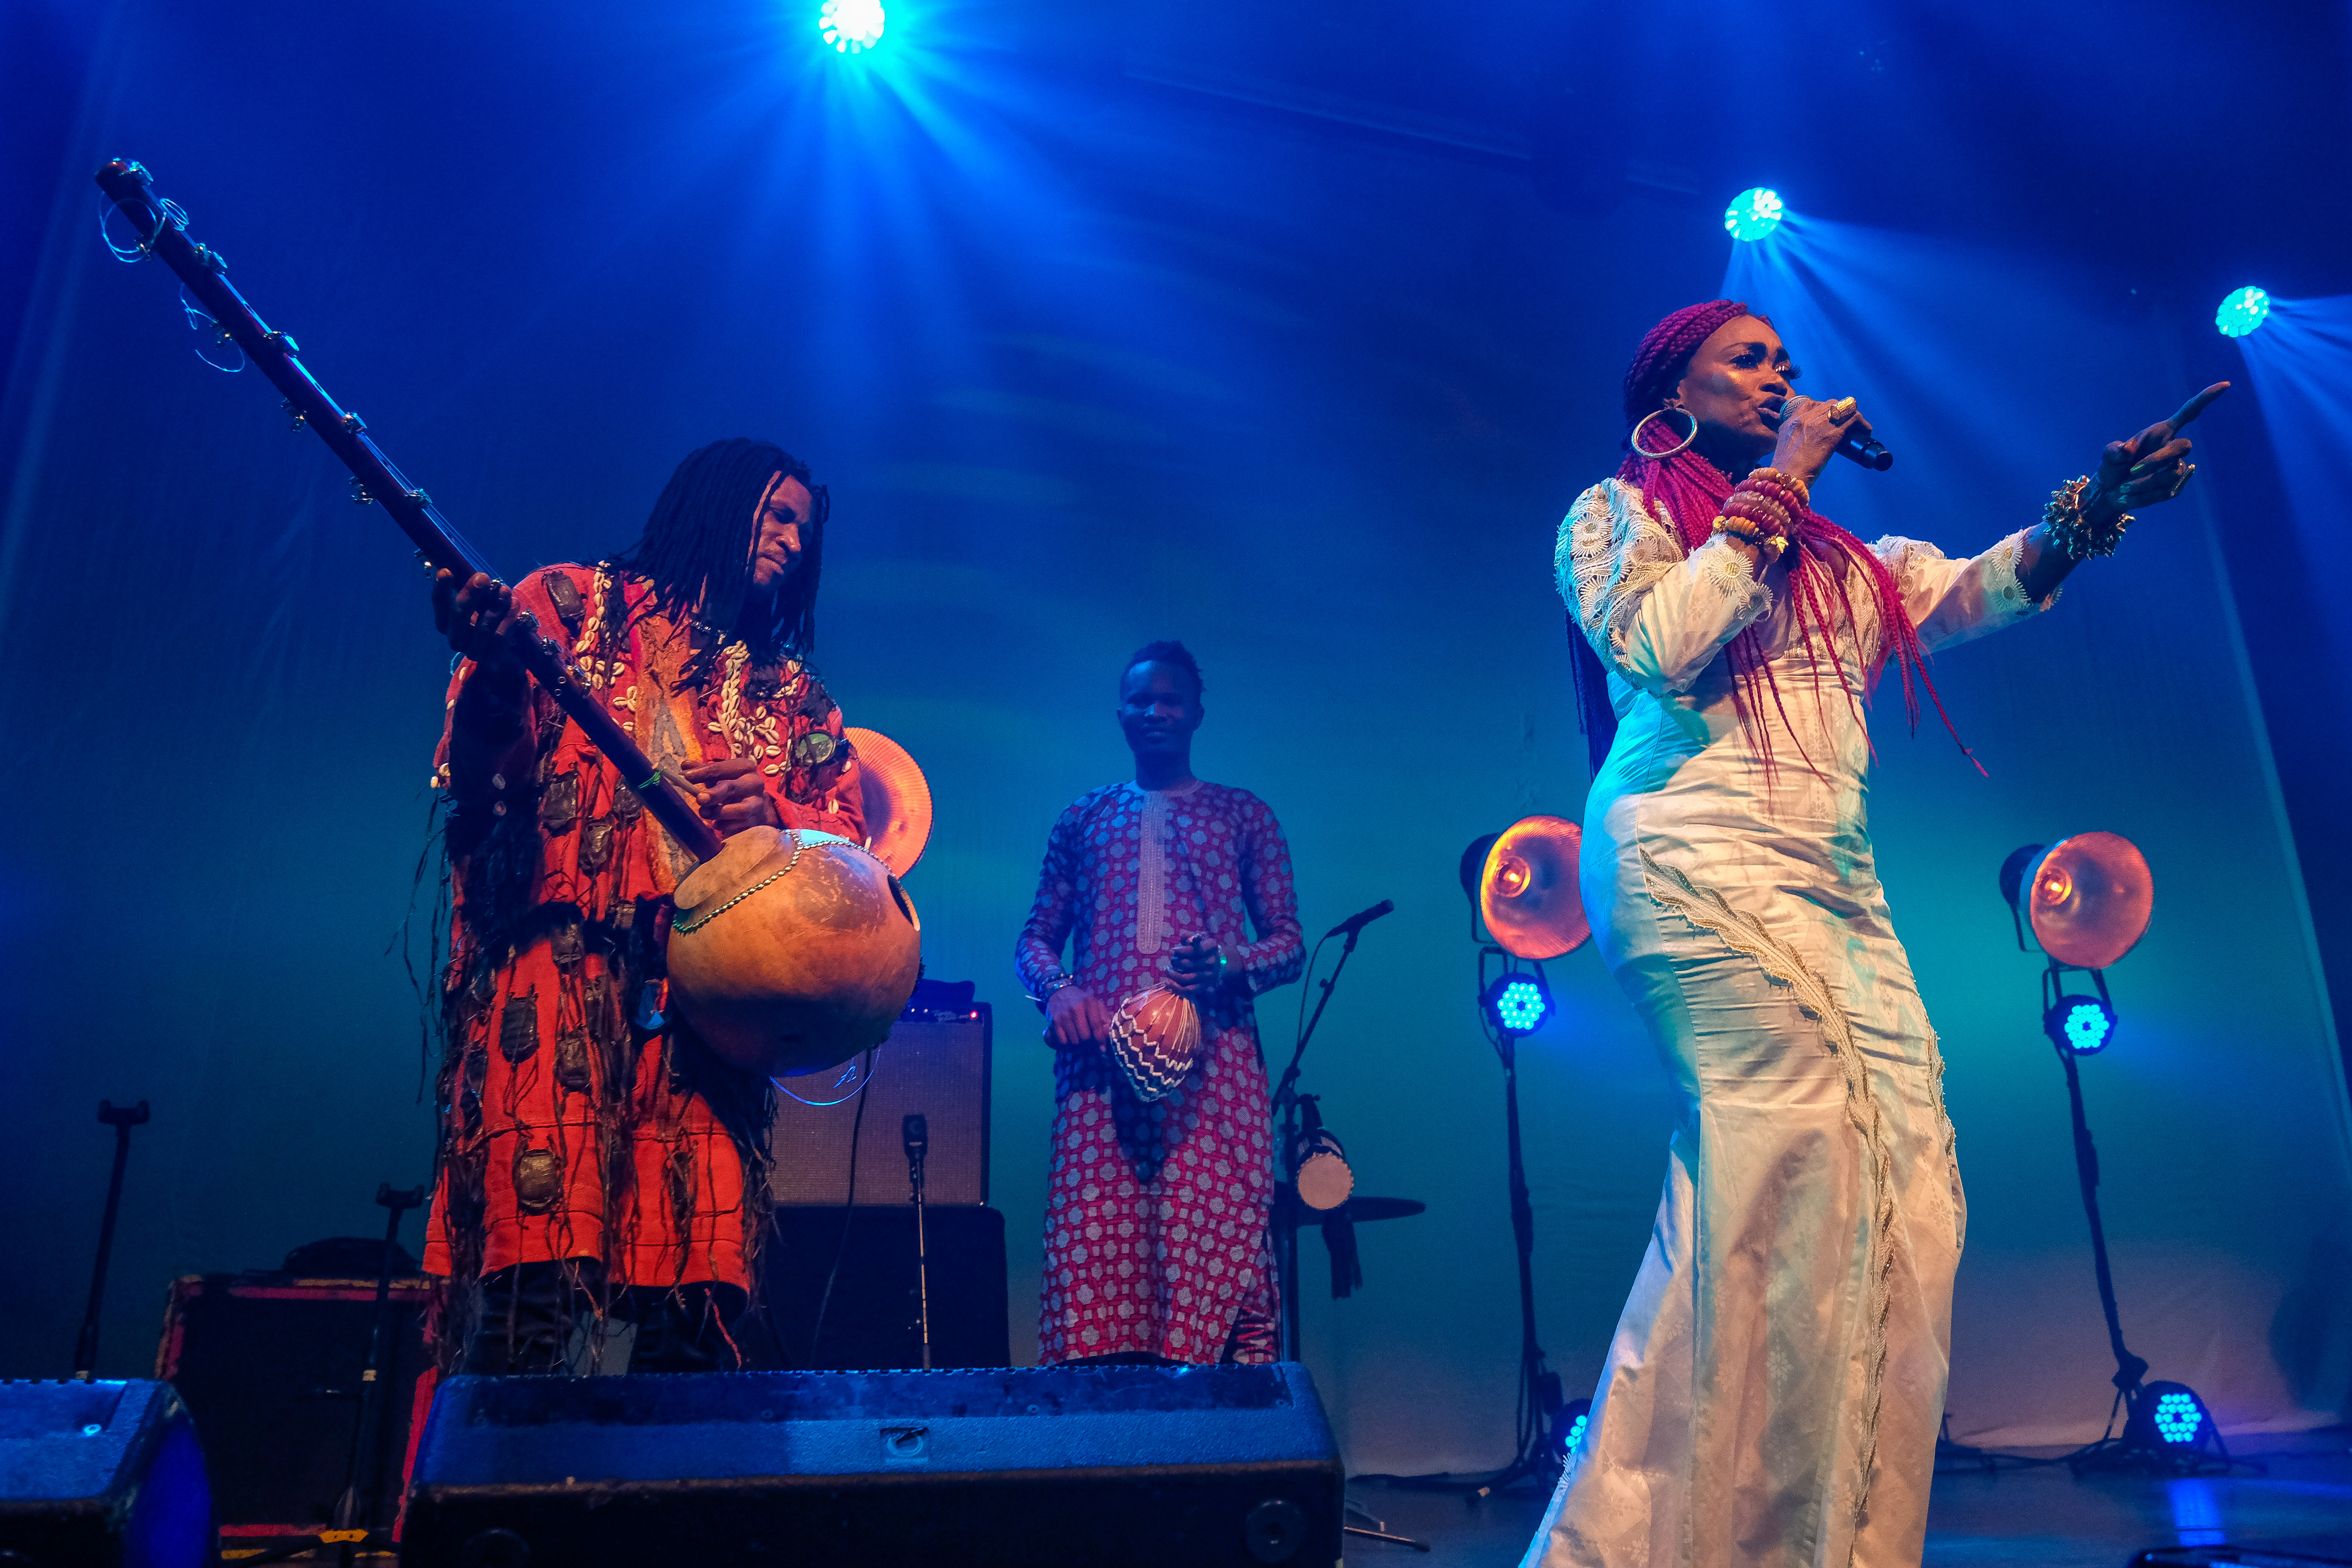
<box><xmin>424</xmin><ymin>437</ymin><xmax>862</xmax><ymax>1375</ymax></box>
<box><xmin>1526</xmin><ymin>301</ymin><xmax>2223</xmax><ymax>1568</ymax></box>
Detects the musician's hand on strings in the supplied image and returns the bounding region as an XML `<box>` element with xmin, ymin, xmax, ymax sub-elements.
<box><xmin>1045</xmin><ymin>984</ymin><xmax>1112</xmax><ymax>1051</ymax></box>
<box><xmin>679</xmin><ymin>758</ymin><xmax>783</xmax><ymax>838</ymax></box>
<box><xmin>2088</xmin><ymin>382</ymin><xmax>2228</xmax><ymax>519</ymax></box>
<box><xmin>1166</xmin><ymin>934</ymin><xmax>1227</xmax><ymax>1002</ymax></box>
<box><xmin>434</xmin><ymin>568</ymin><xmax>526</xmax><ymax>696</ymax></box>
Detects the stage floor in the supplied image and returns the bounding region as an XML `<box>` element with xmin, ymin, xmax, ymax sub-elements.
<box><xmin>1345</xmin><ymin>1429</ymin><xmax>2352</xmax><ymax>1566</ymax></box>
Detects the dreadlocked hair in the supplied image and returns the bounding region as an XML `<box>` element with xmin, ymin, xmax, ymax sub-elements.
<box><xmin>603</xmin><ymin>438</ymin><xmax>827</xmax><ymax>684</ymax></box>
<box><xmin>1574</xmin><ymin>299</ymin><xmax>1965</xmax><ymax>781</ymax></box>
<box><xmin>1125</xmin><ymin>639</ymin><xmax>1204</xmax><ymax>699</ymax></box>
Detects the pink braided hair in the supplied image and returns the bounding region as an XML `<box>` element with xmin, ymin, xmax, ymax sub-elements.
<box><xmin>1607</xmin><ymin>299</ymin><xmax>1962</xmax><ymax>775</ymax></box>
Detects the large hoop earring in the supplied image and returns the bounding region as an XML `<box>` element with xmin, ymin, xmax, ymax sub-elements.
<box><xmin>1630</xmin><ymin>405</ymin><xmax>1699</xmax><ymax>458</ymax></box>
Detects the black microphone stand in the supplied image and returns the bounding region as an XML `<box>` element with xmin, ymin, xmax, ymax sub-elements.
<box><xmin>73</xmin><ymin>1100</ymin><xmax>149</xmax><ymax>1380</ymax></box>
<box><xmin>1271</xmin><ymin>923</ymin><xmax>1370</xmax><ymax>1361</ymax></box>
<box><xmin>904</xmin><ymin>1114</ymin><xmax>932</xmax><ymax>1371</ymax></box>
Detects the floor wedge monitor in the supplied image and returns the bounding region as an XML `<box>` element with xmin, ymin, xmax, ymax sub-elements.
<box><xmin>404</xmin><ymin>1362</ymin><xmax>1342</xmax><ymax>1567</ymax></box>
<box><xmin>0</xmin><ymin>1379</ymin><xmax>212</xmax><ymax>1568</ymax></box>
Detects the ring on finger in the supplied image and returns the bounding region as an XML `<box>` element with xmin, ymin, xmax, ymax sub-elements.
<box><xmin>1829</xmin><ymin>396</ymin><xmax>1859</xmax><ymax>422</ymax></box>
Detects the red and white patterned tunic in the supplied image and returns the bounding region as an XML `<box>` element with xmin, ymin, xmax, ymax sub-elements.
<box><xmin>1014</xmin><ymin>780</ymin><xmax>1305</xmax><ymax>1364</ymax></box>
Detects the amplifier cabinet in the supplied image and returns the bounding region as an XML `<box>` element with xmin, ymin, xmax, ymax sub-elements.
<box><xmin>154</xmin><ymin>1273</ymin><xmax>430</xmax><ymax>1542</ymax></box>
<box><xmin>405</xmin><ymin>1362</ymin><xmax>1344</xmax><ymax>1568</ymax></box>
<box><xmin>771</xmin><ymin>1005</ymin><xmax>991</xmax><ymax>1206</ymax></box>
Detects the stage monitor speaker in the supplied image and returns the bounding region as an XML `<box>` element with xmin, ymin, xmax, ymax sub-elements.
<box><xmin>0</xmin><ymin>1378</ymin><xmax>212</xmax><ymax>1568</ymax></box>
<box><xmin>154</xmin><ymin>1272</ymin><xmax>431</xmax><ymax>1546</ymax></box>
<box><xmin>404</xmin><ymin>1362</ymin><xmax>1342</xmax><ymax>1568</ymax></box>
<box><xmin>771</xmin><ymin>1004</ymin><xmax>990</xmax><ymax>1205</ymax></box>
<box><xmin>746</xmin><ymin>1205</ymin><xmax>1009</xmax><ymax>1370</ymax></box>
<box><xmin>2134</xmin><ymin>1540</ymin><xmax>2352</xmax><ymax>1568</ymax></box>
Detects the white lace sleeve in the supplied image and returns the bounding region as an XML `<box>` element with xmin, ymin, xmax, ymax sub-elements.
<box><xmin>1871</xmin><ymin>529</ymin><xmax>2059</xmax><ymax>655</ymax></box>
<box><xmin>1558</xmin><ymin>479</ymin><xmax>1773</xmax><ymax>695</ymax></box>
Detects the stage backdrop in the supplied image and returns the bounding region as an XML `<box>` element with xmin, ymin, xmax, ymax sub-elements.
<box><xmin>4</xmin><ymin>0</ymin><xmax>2348</xmax><ymax>1469</ymax></box>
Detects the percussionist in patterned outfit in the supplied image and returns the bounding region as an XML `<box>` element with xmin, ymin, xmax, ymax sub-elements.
<box><xmin>1015</xmin><ymin>641</ymin><xmax>1306</xmax><ymax>1365</ymax></box>
<box><xmin>427</xmin><ymin>437</ymin><xmax>863</xmax><ymax>1375</ymax></box>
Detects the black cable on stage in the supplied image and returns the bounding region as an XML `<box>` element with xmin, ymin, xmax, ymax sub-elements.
<box><xmin>807</xmin><ymin>1051</ymin><xmax>875</xmax><ymax>1364</ymax></box>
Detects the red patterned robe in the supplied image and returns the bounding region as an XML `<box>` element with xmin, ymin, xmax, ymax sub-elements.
<box><xmin>424</xmin><ymin>563</ymin><xmax>862</xmax><ymax>1333</ymax></box>
<box><xmin>1014</xmin><ymin>780</ymin><xmax>1304</xmax><ymax>1364</ymax></box>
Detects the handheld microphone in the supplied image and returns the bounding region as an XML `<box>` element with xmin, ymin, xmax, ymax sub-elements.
<box><xmin>1841</xmin><ymin>427</ymin><xmax>1893</xmax><ymax>471</ymax></box>
<box><xmin>1764</xmin><ymin>403</ymin><xmax>1894</xmax><ymax>471</ymax></box>
<box><xmin>1325</xmin><ymin>899</ymin><xmax>1395</xmax><ymax>940</ymax></box>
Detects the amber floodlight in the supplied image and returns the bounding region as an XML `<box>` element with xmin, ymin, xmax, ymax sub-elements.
<box><xmin>845</xmin><ymin>727</ymin><xmax>933</xmax><ymax>875</ymax></box>
<box><xmin>2000</xmin><ymin>831</ymin><xmax>2154</xmax><ymax>970</ymax></box>
<box><xmin>1475</xmin><ymin>814</ymin><xmax>1591</xmax><ymax>961</ymax></box>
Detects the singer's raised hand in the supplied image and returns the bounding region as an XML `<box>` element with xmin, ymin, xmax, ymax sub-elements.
<box><xmin>2088</xmin><ymin>382</ymin><xmax>2228</xmax><ymax>518</ymax></box>
<box><xmin>1768</xmin><ymin>394</ymin><xmax>1867</xmax><ymax>488</ymax></box>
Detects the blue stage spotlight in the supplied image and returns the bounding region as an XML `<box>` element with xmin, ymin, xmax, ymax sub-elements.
<box><xmin>819</xmin><ymin>0</ymin><xmax>886</xmax><ymax>53</ymax></box>
<box><xmin>2043</xmin><ymin>994</ymin><xmax>2115</xmax><ymax>1056</ymax></box>
<box><xmin>2216</xmin><ymin>287</ymin><xmax>2270</xmax><ymax>338</ymax></box>
<box><xmin>1724</xmin><ymin>188</ymin><xmax>1785</xmax><ymax>242</ymax></box>
<box><xmin>1482</xmin><ymin>972</ymin><xmax>1551</xmax><ymax>1037</ymax></box>
<box><xmin>2124</xmin><ymin>1381</ymin><xmax>2221</xmax><ymax>1455</ymax></box>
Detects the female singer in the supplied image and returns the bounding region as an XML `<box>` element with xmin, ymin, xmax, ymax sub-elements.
<box><xmin>1528</xmin><ymin>298</ymin><xmax>2222</xmax><ymax>1568</ymax></box>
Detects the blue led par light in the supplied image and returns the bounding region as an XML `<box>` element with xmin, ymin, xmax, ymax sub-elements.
<box><xmin>1481</xmin><ymin>972</ymin><xmax>1551</xmax><ymax>1037</ymax></box>
<box><xmin>818</xmin><ymin>0</ymin><xmax>886</xmax><ymax>54</ymax></box>
<box><xmin>1724</xmin><ymin>188</ymin><xmax>1785</xmax><ymax>241</ymax></box>
<box><xmin>2215</xmin><ymin>287</ymin><xmax>2270</xmax><ymax>339</ymax></box>
<box><xmin>2123</xmin><ymin>1382</ymin><xmax>2221</xmax><ymax>1456</ymax></box>
<box><xmin>2043</xmin><ymin>994</ymin><xmax>2116</xmax><ymax>1057</ymax></box>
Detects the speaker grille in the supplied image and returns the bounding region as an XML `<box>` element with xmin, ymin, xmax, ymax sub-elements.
<box><xmin>770</xmin><ymin>1006</ymin><xmax>990</xmax><ymax>1205</ymax></box>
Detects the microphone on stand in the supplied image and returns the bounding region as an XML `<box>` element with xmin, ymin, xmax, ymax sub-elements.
<box><xmin>903</xmin><ymin>1113</ymin><xmax>932</xmax><ymax>1371</ymax></box>
<box><xmin>1325</xmin><ymin>899</ymin><xmax>1395</xmax><ymax>940</ymax></box>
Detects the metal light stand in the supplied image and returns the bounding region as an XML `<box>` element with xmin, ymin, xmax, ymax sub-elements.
<box><xmin>1386</xmin><ymin>910</ymin><xmax>1569</xmax><ymax>1502</ymax></box>
<box><xmin>2032</xmin><ymin>960</ymin><xmax>2225</xmax><ymax>1474</ymax></box>
<box><xmin>73</xmin><ymin>1100</ymin><xmax>150</xmax><ymax>1381</ymax></box>
<box><xmin>1469</xmin><ymin>943</ymin><xmax>1566</xmax><ymax>1503</ymax></box>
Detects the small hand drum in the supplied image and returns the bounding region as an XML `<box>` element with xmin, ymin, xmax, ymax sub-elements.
<box><xmin>1292</xmin><ymin>1127</ymin><xmax>1355</xmax><ymax>1211</ymax></box>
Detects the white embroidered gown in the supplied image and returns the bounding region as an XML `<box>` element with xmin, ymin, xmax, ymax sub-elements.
<box><xmin>1524</xmin><ymin>479</ymin><xmax>2054</xmax><ymax>1568</ymax></box>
